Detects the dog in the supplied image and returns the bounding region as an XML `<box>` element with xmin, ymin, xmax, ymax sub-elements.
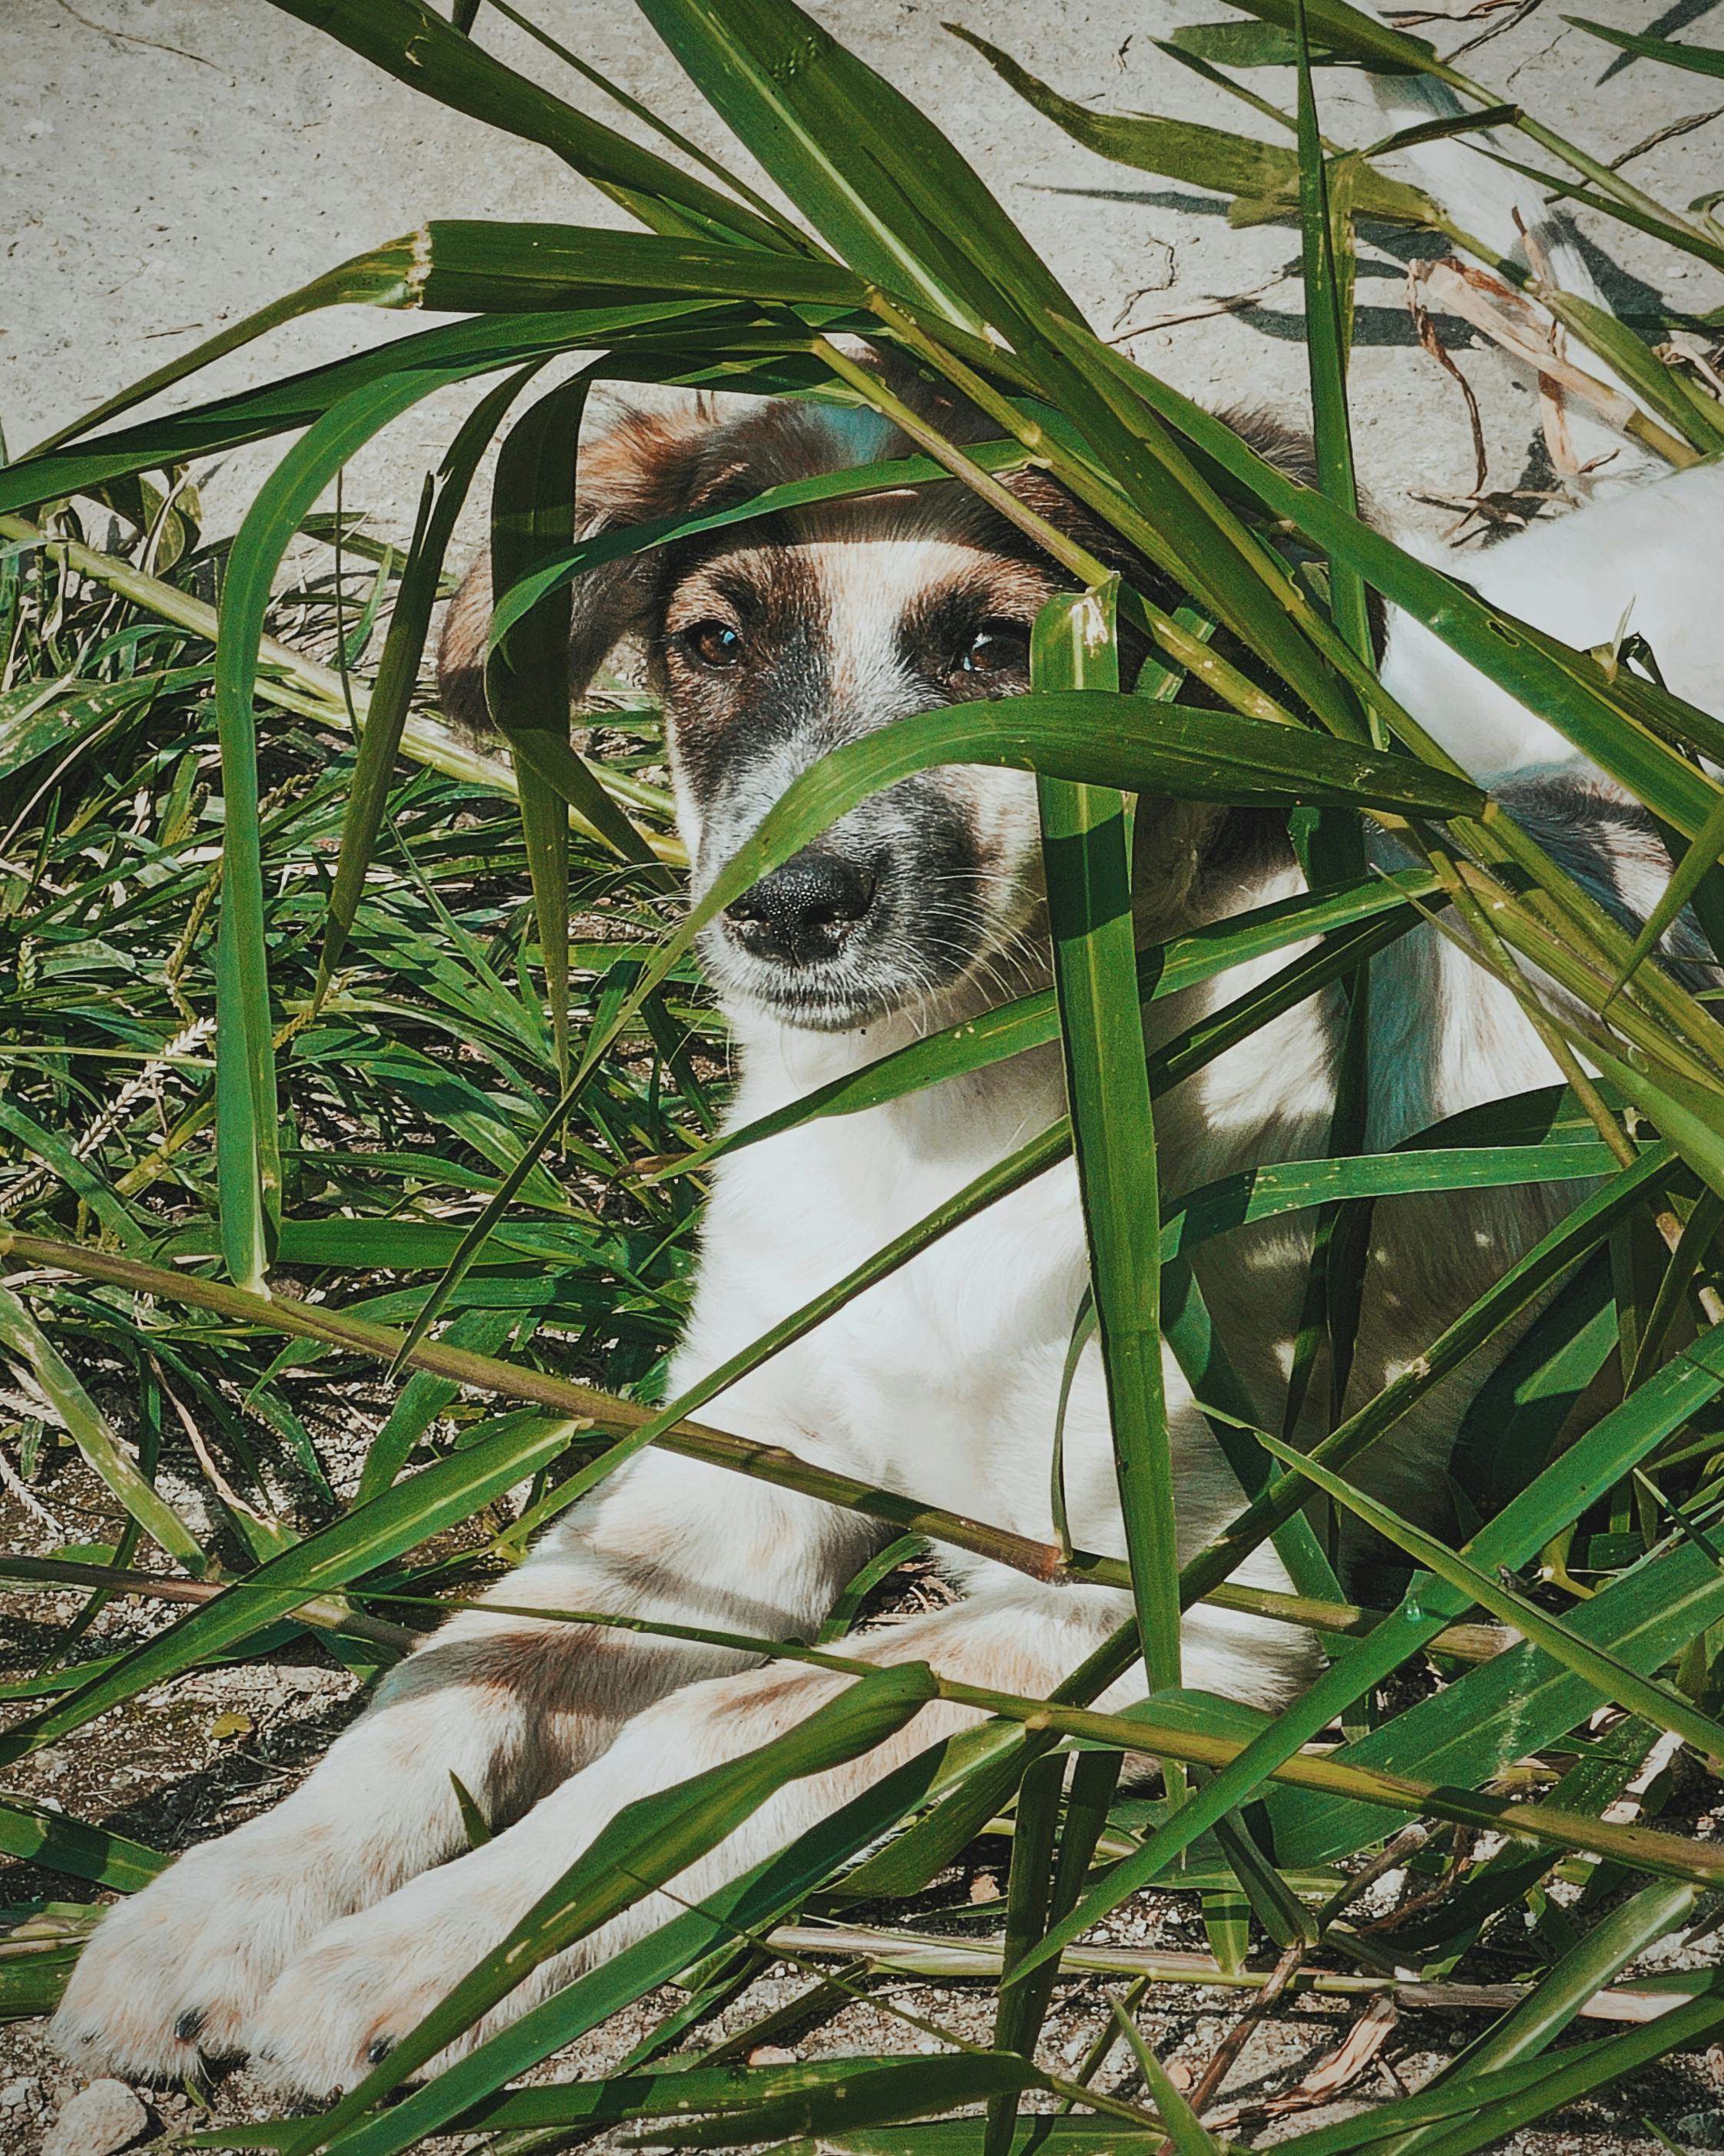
<box><xmin>52</xmin><ymin>45</ymin><xmax>1724</xmax><ymax>2104</ymax></box>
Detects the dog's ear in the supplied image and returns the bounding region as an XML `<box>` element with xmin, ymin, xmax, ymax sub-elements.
<box><xmin>437</xmin><ymin>404</ymin><xmax>714</xmax><ymax>734</ymax></box>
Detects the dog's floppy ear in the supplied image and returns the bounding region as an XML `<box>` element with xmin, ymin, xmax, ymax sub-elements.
<box><xmin>437</xmin><ymin>403</ymin><xmax>713</xmax><ymax>733</ymax></box>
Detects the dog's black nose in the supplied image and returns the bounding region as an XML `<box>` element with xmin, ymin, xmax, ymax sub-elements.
<box><xmin>724</xmin><ymin>849</ymin><xmax>878</xmax><ymax>966</ymax></box>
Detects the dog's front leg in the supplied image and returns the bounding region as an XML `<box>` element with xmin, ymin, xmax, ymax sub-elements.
<box><xmin>52</xmin><ymin>1435</ymin><xmax>875</xmax><ymax>2083</ymax></box>
<box><xmin>240</xmin><ymin>1582</ymin><xmax>1133</xmax><ymax>2095</ymax></box>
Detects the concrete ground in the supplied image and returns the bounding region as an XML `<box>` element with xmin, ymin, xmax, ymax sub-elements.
<box><xmin>2</xmin><ymin>0</ymin><xmax>1720</xmax><ymax>546</ymax></box>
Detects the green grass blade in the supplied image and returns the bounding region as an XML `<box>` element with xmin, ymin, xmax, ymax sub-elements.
<box><xmin>1292</xmin><ymin>0</ymin><xmax>1372</xmax><ymax>674</ymax></box>
<box><xmin>484</xmin><ymin>371</ymin><xmax>595</xmax><ymax>1080</ymax></box>
<box><xmin>1109</xmin><ymin>2002</ymin><xmax>1224</xmax><ymax>2154</ymax></box>
<box><xmin>1079</xmin><ymin>330</ymin><xmax>1724</xmax><ymax>841</ymax></box>
<box><xmin>950</xmin><ymin>26</ymin><xmax>1437</xmax><ymax>227</ymax></box>
<box><xmin>614</xmin><ymin>2055</ymin><xmax>1044</xmax><ymax>2148</ymax></box>
<box><xmin>1034</xmin><ymin>583</ymin><xmax>1179</xmax><ymax>1696</ymax></box>
<box><xmin>0</xmin><ymin>1796</ymin><xmax>166</xmax><ymax>1894</ymax></box>
<box><xmin>1268</xmin><ymin>1534</ymin><xmax>1724</xmax><ymax>1864</ymax></box>
<box><xmin>984</xmin><ymin>1751</ymin><xmax>1064</xmax><ymax>2156</ymax></box>
<box><xmin>634</xmin><ymin>0</ymin><xmax>1072</xmax><ymax>333</ymax></box>
<box><xmin>1606</xmin><ymin>787</ymin><xmax>1724</xmax><ymax>1010</ymax></box>
<box><xmin>213</xmin><ymin>363</ymin><xmax>518</xmax><ymax>1287</ymax></box>
<box><xmin>1392</xmin><ymin>1879</ymin><xmax>1699</xmax><ymax>2155</ymax></box>
<box><xmin>317</xmin><ymin>1747</ymin><xmax>981</xmax><ymax>2156</ymax></box>
<box><xmin>0</xmin><ymin>302</ymin><xmax>809</xmax><ymax>521</ymax></box>
<box><xmin>318</xmin><ymin>363</ymin><xmax>542</xmax><ymax>992</ymax></box>
<box><xmin>986</xmin><ymin>1749</ymin><xmax>1122</xmax><ymax>2154</ymax></box>
<box><xmin>1397</xmin><ymin>1986</ymin><xmax>1724</xmax><ymax>2156</ymax></box>
<box><xmin>1258</xmin><ymin>1426</ymin><xmax>1724</xmax><ymax>1760</ymax></box>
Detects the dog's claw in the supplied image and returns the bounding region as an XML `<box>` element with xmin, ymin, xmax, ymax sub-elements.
<box><xmin>174</xmin><ymin>2008</ymin><xmax>206</xmax><ymax>2044</ymax></box>
<box><xmin>366</xmin><ymin>2036</ymin><xmax>395</xmax><ymax>2065</ymax></box>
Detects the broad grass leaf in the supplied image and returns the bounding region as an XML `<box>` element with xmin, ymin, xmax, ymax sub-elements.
<box><xmin>312</xmin><ymin>1747</ymin><xmax>978</xmax><ymax>2154</ymax></box>
<box><xmin>634</xmin><ymin>0</ymin><xmax>1073</xmax><ymax>333</ymax></box>
<box><xmin>1269</xmin><ymin>1534</ymin><xmax>1724</xmax><ymax>1864</ymax></box>
<box><xmin>1266</xmin><ymin>2005</ymin><xmax>1724</xmax><ymax>2154</ymax></box>
<box><xmin>1395</xmin><ymin>1879</ymin><xmax>1699</xmax><ymax>2154</ymax></box>
<box><xmin>651</xmin><ymin>2052</ymin><xmax>1044</xmax><ymax>2147</ymax></box>
<box><xmin>1259</xmin><ymin>1429</ymin><xmax>1724</xmax><ymax>1760</ymax></box>
<box><xmin>319</xmin><ymin>365</ymin><xmax>544</xmax><ymax>992</ymax></box>
<box><xmin>185</xmin><ymin>2057</ymin><xmax>1038</xmax><ymax>2150</ymax></box>
<box><xmin>1076</xmin><ymin>329</ymin><xmax>1724</xmax><ymax>839</ymax></box>
<box><xmin>951</xmin><ymin>26</ymin><xmax>1436</xmax><ymax>228</ymax></box>
<box><xmin>0</xmin><ymin>303</ymin><xmax>811</xmax><ymax>520</ymax></box>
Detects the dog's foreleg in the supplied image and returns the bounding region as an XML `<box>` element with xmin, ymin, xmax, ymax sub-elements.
<box><xmin>51</xmin><ymin>1442</ymin><xmax>874</xmax><ymax>2081</ymax></box>
<box><xmin>238</xmin><ymin>1581</ymin><xmax>1140</xmax><ymax>2095</ymax></box>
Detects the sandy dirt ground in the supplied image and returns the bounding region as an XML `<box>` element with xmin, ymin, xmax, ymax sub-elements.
<box><xmin>4</xmin><ymin>0</ymin><xmax>1724</xmax><ymax>2150</ymax></box>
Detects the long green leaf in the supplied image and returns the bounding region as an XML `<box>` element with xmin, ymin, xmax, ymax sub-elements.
<box><xmin>0</xmin><ymin>1796</ymin><xmax>165</xmax><ymax>1894</ymax></box>
<box><xmin>634</xmin><ymin>0</ymin><xmax>1073</xmax><ymax>333</ymax></box>
<box><xmin>317</xmin><ymin>365</ymin><xmax>541</xmax><ymax>991</ymax></box>
<box><xmin>317</xmin><ymin>1746</ymin><xmax>980</xmax><ymax>2156</ymax></box>
<box><xmin>951</xmin><ymin>26</ymin><xmax>1438</xmax><ymax>229</ymax></box>
<box><xmin>1259</xmin><ymin>1428</ymin><xmax>1724</xmax><ymax>1760</ymax></box>
<box><xmin>1035</xmin><ymin>585</ymin><xmax>1179</xmax><ymax>1695</ymax></box>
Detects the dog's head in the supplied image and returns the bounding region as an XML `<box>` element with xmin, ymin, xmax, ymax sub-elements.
<box><xmin>439</xmin><ymin>380</ymin><xmax>1272</xmax><ymax>1033</ymax></box>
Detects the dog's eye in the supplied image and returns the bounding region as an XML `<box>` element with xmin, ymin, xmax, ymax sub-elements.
<box><xmin>959</xmin><ymin>620</ymin><xmax>1030</xmax><ymax>677</ymax></box>
<box><xmin>680</xmin><ymin>620</ymin><xmax>743</xmax><ymax>669</ymax></box>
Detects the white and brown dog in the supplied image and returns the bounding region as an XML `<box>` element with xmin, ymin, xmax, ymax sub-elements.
<box><xmin>52</xmin><ymin>65</ymin><xmax>1724</xmax><ymax>2101</ymax></box>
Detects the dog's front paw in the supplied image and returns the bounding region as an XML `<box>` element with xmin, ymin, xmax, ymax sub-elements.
<box><xmin>51</xmin><ymin>1825</ymin><xmax>351</xmax><ymax>2081</ymax></box>
<box><xmin>245</xmin><ymin>1862</ymin><xmax>534</xmax><ymax>2097</ymax></box>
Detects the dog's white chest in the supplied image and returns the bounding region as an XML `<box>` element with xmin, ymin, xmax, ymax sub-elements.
<box><xmin>677</xmin><ymin>1036</ymin><xmax>1093</xmax><ymax>1522</ymax></box>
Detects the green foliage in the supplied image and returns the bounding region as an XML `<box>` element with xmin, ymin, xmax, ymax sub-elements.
<box><xmin>2</xmin><ymin>0</ymin><xmax>1723</xmax><ymax>2148</ymax></box>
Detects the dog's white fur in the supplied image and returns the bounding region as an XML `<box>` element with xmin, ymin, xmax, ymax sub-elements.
<box><xmin>52</xmin><ymin>52</ymin><xmax>1724</xmax><ymax>2099</ymax></box>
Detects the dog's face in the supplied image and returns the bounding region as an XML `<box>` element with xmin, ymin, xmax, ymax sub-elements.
<box><xmin>440</xmin><ymin>386</ymin><xmax>1176</xmax><ymax>1034</ymax></box>
<box><xmin>660</xmin><ymin>479</ymin><xmax>1070</xmax><ymax>1031</ymax></box>
<box><xmin>569</xmin><ymin>398</ymin><xmax>1093</xmax><ymax>1033</ymax></box>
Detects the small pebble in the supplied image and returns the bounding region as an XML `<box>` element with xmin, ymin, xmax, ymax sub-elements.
<box><xmin>968</xmin><ymin>1873</ymin><xmax>1001</xmax><ymax>1904</ymax></box>
<box><xmin>42</xmin><ymin>2079</ymin><xmax>150</xmax><ymax>2156</ymax></box>
<box><xmin>0</xmin><ymin>2080</ymin><xmax>30</xmax><ymax>2109</ymax></box>
<box><xmin>746</xmin><ymin>2045</ymin><xmax>799</xmax><ymax>2068</ymax></box>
